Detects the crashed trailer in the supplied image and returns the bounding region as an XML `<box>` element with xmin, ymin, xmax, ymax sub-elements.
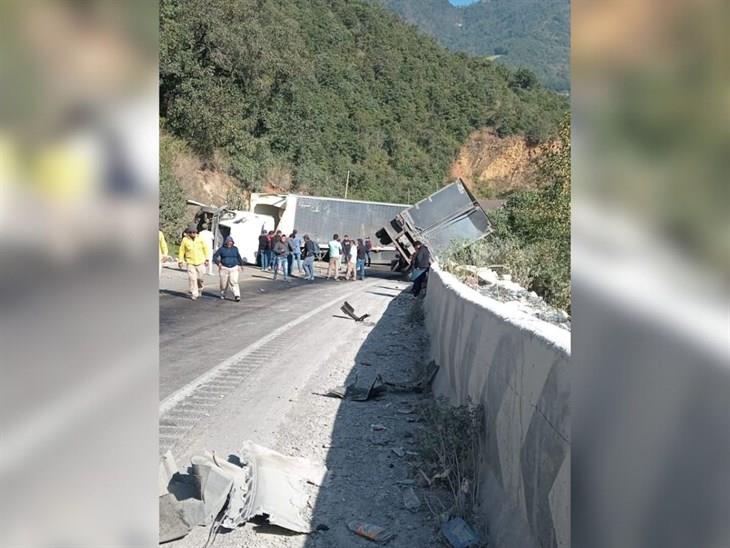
<box><xmin>376</xmin><ymin>180</ymin><xmax>492</xmax><ymax>268</ymax></box>
<box><xmin>250</xmin><ymin>193</ymin><xmax>409</xmax><ymax>265</ymax></box>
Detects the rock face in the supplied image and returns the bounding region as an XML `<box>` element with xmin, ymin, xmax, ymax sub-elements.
<box><xmin>449</xmin><ymin>128</ymin><xmax>546</xmax><ymax>198</ymax></box>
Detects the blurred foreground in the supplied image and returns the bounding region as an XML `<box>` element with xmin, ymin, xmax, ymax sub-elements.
<box><xmin>0</xmin><ymin>2</ymin><xmax>158</xmax><ymax>546</ymax></box>
<box><xmin>572</xmin><ymin>0</ymin><xmax>729</xmax><ymax>546</ymax></box>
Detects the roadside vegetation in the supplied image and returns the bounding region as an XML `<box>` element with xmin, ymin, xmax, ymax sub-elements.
<box><xmin>443</xmin><ymin>116</ymin><xmax>571</xmax><ymax>310</ymax></box>
<box><xmin>160</xmin><ymin>0</ymin><xmax>567</xmax><ymax>204</ymax></box>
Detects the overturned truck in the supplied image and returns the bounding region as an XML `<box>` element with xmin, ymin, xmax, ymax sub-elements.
<box><xmin>376</xmin><ymin>180</ymin><xmax>492</xmax><ymax>269</ymax></box>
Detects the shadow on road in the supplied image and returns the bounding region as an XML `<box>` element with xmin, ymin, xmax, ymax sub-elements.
<box><xmin>302</xmin><ymin>290</ymin><xmax>435</xmax><ymax>548</ymax></box>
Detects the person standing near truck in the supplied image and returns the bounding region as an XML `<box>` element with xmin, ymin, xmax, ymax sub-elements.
<box><xmin>341</xmin><ymin>235</ymin><xmax>352</xmax><ymax>277</ymax></box>
<box><xmin>409</xmin><ymin>241</ymin><xmax>432</xmax><ymax>297</ymax></box>
<box><xmin>178</xmin><ymin>225</ymin><xmax>210</xmax><ymax>300</ymax></box>
<box><xmin>302</xmin><ymin>234</ymin><xmax>318</xmax><ymax>281</ymax></box>
<box><xmin>364</xmin><ymin>236</ymin><xmax>372</xmax><ymax>267</ymax></box>
<box><xmin>356</xmin><ymin>238</ymin><xmax>367</xmax><ymax>280</ymax></box>
<box><xmin>272</xmin><ymin>234</ymin><xmax>290</xmax><ymax>281</ymax></box>
<box><xmin>198</xmin><ymin>223</ymin><xmax>215</xmax><ymax>275</ymax></box>
<box><xmin>258</xmin><ymin>229</ymin><xmax>270</xmax><ymax>271</ymax></box>
<box><xmin>213</xmin><ymin>236</ymin><xmax>244</xmax><ymax>301</ymax></box>
<box><xmin>326</xmin><ymin>234</ymin><xmax>342</xmax><ymax>280</ymax></box>
<box><xmin>290</xmin><ymin>229</ymin><xmax>303</xmax><ymax>275</ymax></box>
<box><xmin>345</xmin><ymin>239</ymin><xmax>357</xmax><ymax>280</ymax></box>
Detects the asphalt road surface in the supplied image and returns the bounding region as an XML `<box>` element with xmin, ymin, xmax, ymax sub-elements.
<box><xmin>160</xmin><ymin>262</ymin><xmax>403</xmax><ymax>402</ymax></box>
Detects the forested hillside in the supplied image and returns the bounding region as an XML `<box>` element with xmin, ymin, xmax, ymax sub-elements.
<box><xmin>160</xmin><ymin>0</ymin><xmax>567</xmax><ymax>204</ymax></box>
<box><xmin>372</xmin><ymin>0</ymin><xmax>570</xmax><ymax>92</ymax></box>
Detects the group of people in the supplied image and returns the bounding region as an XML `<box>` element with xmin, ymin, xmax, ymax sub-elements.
<box><xmin>324</xmin><ymin>234</ymin><xmax>371</xmax><ymax>281</ymax></box>
<box><xmin>162</xmin><ymin>223</ymin><xmax>430</xmax><ymax>301</ymax></box>
<box><xmin>257</xmin><ymin>230</ymin><xmax>373</xmax><ymax>282</ymax></box>
<box><xmin>169</xmin><ymin>224</ymin><xmax>244</xmax><ymax>301</ymax></box>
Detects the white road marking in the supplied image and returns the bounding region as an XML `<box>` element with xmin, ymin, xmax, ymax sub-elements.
<box><xmin>159</xmin><ymin>280</ymin><xmax>379</xmax><ymax>415</ymax></box>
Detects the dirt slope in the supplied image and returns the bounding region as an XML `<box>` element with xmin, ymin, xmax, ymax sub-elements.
<box><xmin>449</xmin><ymin>128</ymin><xmax>546</xmax><ymax>198</ymax></box>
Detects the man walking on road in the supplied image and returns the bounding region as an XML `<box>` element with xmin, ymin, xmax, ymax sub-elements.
<box><xmin>178</xmin><ymin>225</ymin><xmax>210</xmax><ymax>300</ymax></box>
<box><xmin>302</xmin><ymin>234</ymin><xmax>318</xmax><ymax>280</ymax></box>
<box><xmin>198</xmin><ymin>223</ymin><xmax>215</xmax><ymax>275</ymax></box>
<box><xmin>326</xmin><ymin>234</ymin><xmax>342</xmax><ymax>280</ymax></box>
<box><xmin>272</xmin><ymin>234</ymin><xmax>290</xmax><ymax>281</ymax></box>
<box><xmin>410</xmin><ymin>241</ymin><xmax>432</xmax><ymax>297</ymax></box>
<box><xmin>213</xmin><ymin>236</ymin><xmax>244</xmax><ymax>301</ymax></box>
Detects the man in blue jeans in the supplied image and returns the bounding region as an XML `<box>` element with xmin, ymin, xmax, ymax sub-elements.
<box><xmin>356</xmin><ymin>238</ymin><xmax>367</xmax><ymax>280</ymax></box>
<box><xmin>258</xmin><ymin>229</ymin><xmax>270</xmax><ymax>271</ymax></box>
<box><xmin>272</xmin><ymin>234</ymin><xmax>290</xmax><ymax>281</ymax></box>
<box><xmin>410</xmin><ymin>241</ymin><xmax>432</xmax><ymax>296</ymax></box>
<box><xmin>290</xmin><ymin>230</ymin><xmax>303</xmax><ymax>275</ymax></box>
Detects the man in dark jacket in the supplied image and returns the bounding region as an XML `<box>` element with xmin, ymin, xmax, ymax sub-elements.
<box><xmin>258</xmin><ymin>229</ymin><xmax>271</xmax><ymax>271</ymax></box>
<box><xmin>213</xmin><ymin>236</ymin><xmax>244</xmax><ymax>301</ymax></box>
<box><xmin>410</xmin><ymin>241</ymin><xmax>432</xmax><ymax>297</ymax></box>
<box><xmin>302</xmin><ymin>234</ymin><xmax>318</xmax><ymax>280</ymax></box>
<box><xmin>272</xmin><ymin>234</ymin><xmax>290</xmax><ymax>281</ymax></box>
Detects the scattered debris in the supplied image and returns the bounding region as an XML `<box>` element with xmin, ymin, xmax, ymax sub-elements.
<box><xmin>324</xmin><ymin>374</ymin><xmax>385</xmax><ymax>401</ymax></box>
<box><xmin>370</xmin><ymin>423</ymin><xmax>387</xmax><ymax>431</ymax></box>
<box><xmin>441</xmin><ymin>517</ymin><xmax>480</xmax><ymax>548</ymax></box>
<box><xmin>396</xmin><ymin>405</ymin><xmax>416</xmax><ymax>414</ymax></box>
<box><xmin>391</xmin><ymin>447</ymin><xmax>406</xmax><ymax>458</ymax></box>
<box><xmin>340</xmin><ymin>301</ymin><xmax>371</xmax><ymax>322</ymax></box>
<box><xmin>383</xmin><ymin>361</ymin><xmax>439</xmax><ymax>393</ymax></box>
<box><xmin>158</xmin><ymin>441</ymin><xmax>327</xmax><ymax>544</ymax></box>
<box><xmin>402</xmin><ymin>487</ymin><xmax>421</xmax><ymax>512</ymax></box>
<box><xmin>347</xmin><ymin>520</ymin><xmax>396</xmax><ymax>543</ymax></box>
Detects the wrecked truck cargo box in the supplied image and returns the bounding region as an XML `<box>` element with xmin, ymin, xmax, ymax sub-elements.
<box><xmin>376</xmin><ymin>180</ymin><xmax>491</xmax><ymax>266</ymax></box>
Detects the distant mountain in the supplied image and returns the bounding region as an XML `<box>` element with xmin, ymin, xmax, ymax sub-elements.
<box><xmin>372</xmin><ymin>0</ymin><xmax>570</xmax><ymax>91</ymax></box>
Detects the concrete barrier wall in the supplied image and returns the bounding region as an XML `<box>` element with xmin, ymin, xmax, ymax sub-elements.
<box><xmin>423</xmin><ymin>265</ymin><xmax>571</xmax><ymax>548</ymax></box>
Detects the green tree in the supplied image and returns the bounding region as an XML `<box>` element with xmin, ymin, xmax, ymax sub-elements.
<box><xmin>159</xmin><ymin>162</ymin><xmax>187</xmax><ymax>243</ymax></box>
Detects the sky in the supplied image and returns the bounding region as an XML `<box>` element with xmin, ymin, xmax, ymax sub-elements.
<box><xmin>449</xmin><ymin>0</ymin><xmax>479</xmax><ymax>6</ymax></box>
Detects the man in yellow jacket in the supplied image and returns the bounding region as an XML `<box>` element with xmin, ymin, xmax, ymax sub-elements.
<box><xmin>159</xmin><ymin>230</ymin><xmax>169</xmax><ymax>278</ymax></box>
<box><xmin>178</xmin><ymin>225</ymin><xmax>210</xmax><ymax>300</ymax></box>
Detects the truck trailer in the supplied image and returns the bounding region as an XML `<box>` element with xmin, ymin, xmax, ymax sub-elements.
<box><xmin>250</xmin><ymin>193</ymin><xmax>410</xmax><ymax>264</ymax></box>
<box><xmin>376</xmin><ymin>180</ymin><xmax>492</xmax><ymax>268</ymax></box>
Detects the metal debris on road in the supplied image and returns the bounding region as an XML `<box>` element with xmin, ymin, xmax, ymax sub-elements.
<box><xmin>391</xmin><ymin>447</ymin><xmax>406</xmax><ymax>457</ymax></box>
<box><xmin>158</xmin><ymin>441</ymin><xmax>327</xmax><ymax>544</ymax></box>
<box><xmin>340</xmin><ymin>301</ymin><xmax>371</xmax><ymax>322</ymax></box>
<box><xmin>324</xmin><ymin>374</ymin><xmax>385</xmax><ymax>401</ymax></box>
<box><xmin>370</xmin><ymin>423</ymin><xmax>387</xmax><ymax>431</ymax></box>
<box><xmin>347</xmin><ymin>520</ymin><xmax>396</xmax><ymax>543</ymax></box>
<box><xmin>441</xmin><ymin>517</ymin><xmax>481</xmax><ymax>548</ymax></box>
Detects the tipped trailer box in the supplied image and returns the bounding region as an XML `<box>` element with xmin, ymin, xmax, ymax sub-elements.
<box><xmin>376</xmin><ymin>180</ymin><xmax>492</xmax><ymax>268</ymax></box>
<box><xmin>250</xmin><ymin>193</ymin><xmax>410</xmax><ymax>264</ymax></box>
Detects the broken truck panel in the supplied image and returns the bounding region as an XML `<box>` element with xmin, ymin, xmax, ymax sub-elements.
<box><xmin>376</xmin><ymin>180</ymin><xmax>491</xmax><ymax>266</ymax></box>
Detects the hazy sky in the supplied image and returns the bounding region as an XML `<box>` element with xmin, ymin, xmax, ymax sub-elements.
<box><xmin>449</xmin><ymin>0</ymin><xmax>479</xmax><ymax>6</ymax></box>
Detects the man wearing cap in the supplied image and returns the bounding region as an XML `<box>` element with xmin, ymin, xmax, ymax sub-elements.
<box><xmin>198</xmin><ymin>222</ymin><xmax>215</xmax><ymax>275</ymax></box>
<box><xmin>213</xmin><ymin>236</ymin><xmax>244</xmax><ymax>302</ymax></box>
<box><xmin>178</xmin><ymin>225</ymin><xmax>210</xmax><ymax>300</ymax></box>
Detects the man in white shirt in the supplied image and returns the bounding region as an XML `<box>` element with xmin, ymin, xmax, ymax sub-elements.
<box><xmin>198</xmin><ymin>223</ymin><xmax>215</xmax><ymax>275</ymax></box>
<box><xmin>326</xmin><ymin>234</ymin><xmax>342</xmax><ymax>280</ymax></box>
